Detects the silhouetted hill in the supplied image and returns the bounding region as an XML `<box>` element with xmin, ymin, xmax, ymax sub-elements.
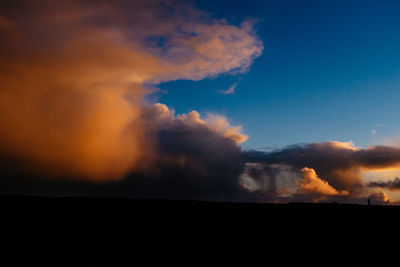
<box><xmin>0</xmin><ymin>195</ymin><xmax>397</xmax><ymax>266</ymax></box>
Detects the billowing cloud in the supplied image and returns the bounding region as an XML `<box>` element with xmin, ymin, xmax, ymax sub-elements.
<box><xmin>139</xmin><ymin>104</ymin><xmax>248</xmax><ymax>144</ymax></box>
<box><xmin>297</xmin><ymin>167</ymin><xmax>349</xmax><ymax>196</ymax></box>
<box><xmin>204</xmin><ymin>114</ymin><xmax>248</xmax><ymax>144</ymax></box>
<box><xmin>0</xmin><ymin>0</ymin><xmax>261</xmax><ymax>181</ymax></box>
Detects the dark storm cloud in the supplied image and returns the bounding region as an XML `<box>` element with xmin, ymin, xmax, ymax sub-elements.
<box><xmin>0</xmin><ymin>104</ymin><xmax>249</xmax><ymax>201</ymax></box>
<box><xmin>122</xmin><ymin>104</ymin><xmax>247</xmax><ymax>200</ymax></box>
<box><xmin>368</xmin><ymin>177</ymin><xmax>400</xmax><ymax>191</ymax></box>
<box><xmin>1</xmin><ymin>136</ymin><xmax>398</xmax><ymax>204</ymax></box>
<box><xmin>245</xmin><ymin>142</ymin><xmax>400</xmax><ymax>193</ymax></box>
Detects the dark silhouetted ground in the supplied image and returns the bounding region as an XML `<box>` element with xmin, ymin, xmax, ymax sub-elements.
<box><xmin>0</xmin><ymin>196</ymin><xmax>397</xmax><ymax>266</ymax></box>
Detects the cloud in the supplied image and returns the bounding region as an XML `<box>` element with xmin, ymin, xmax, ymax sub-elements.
<box><xmin>368</xmin><ymin>190</ymin><xmax>391</xmax><ymax>204</ymax></box>
<box><xmin>2</xmin><ymin>133</ymin><xmax>399</xmax><ymax>203</ymax></box>
<box><xmin>141</xmin><ymin>104</ymin><xmax>248</xmax><ymax>144</ymax></box>
<box><xmin>204</xmin><ymin>114</ymin><xmax>248</xmax><ymax>143</ymax></box>
<box><xmin>0</xmin><ymin>103</ymin><xmax>249</xmax><ymax>201</ymax></box>
<box><xmin>3</xmin><ymin>1</ymin><xmax>398</xmax><ymax>204</ymax></box>
<box><xmin>218</xmin><ymin>82</ymin><xmax>237</xmax><ymax>95</ymax></box>
<box><xmin>0</xmin><ymin>0</ymin><xmax>261</xmax><ymax>181</ymax></box>
<box><xmin>246</xmin><ymin>141</ymin><xmax>400</xmax><ymax>192</ymax></box>
<box><xmin>0</xmin><ymin>15</ymin><xmax>13</xmax><ymax>29</ymax></box>
<box><xmin>371</xmin><ymin>130</ymin><xmax>377</xmax><ymax>135</ymax></box>
<box><xmin>240</xmin><ymin>141</ymin><xmax>400</xmax><ymax>202</ymax></box>
<box><xmin>297</xmin><ymin>167</ymin><xmax>349</xmax><ymax>196</ymax></box>
<box><xmin>123</xmin><ymin>104</ymin><xmax>248</xmax><ymax>199</ymax></box>
<box><xmin>368</xmin><ymin>177</ymin><xmax>400</xmax><ymax>191</ymax></box>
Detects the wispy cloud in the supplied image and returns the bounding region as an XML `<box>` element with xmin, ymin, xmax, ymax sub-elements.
<box><xmin>218</xmin><ymin>82</ymin><xmax>238</xmax><ymax>95</ymax></box>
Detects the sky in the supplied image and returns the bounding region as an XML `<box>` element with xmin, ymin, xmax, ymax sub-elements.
<box><xmin>156</xmin><ymin>0</ymin><xmax>400</xmax><ymax>150</ymax></box>
<box><xmin>2</xmin><ymin>0</ymin><xmax>400</xmax><ymax>204</ymax></box>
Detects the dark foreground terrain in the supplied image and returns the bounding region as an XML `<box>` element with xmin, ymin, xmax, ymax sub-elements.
<box><xmin>0</xmin><ymin>196</ymin><xmax>398</xmax><ymax>266</ymax></box>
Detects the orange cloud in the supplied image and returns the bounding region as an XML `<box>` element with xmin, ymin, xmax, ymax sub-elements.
<box><xmin>297</xmin><ymin>167</ymin><xmax>349</xmax><ymax>196</ymax></box>
<box><xmin>0</xmin><ymin>0</ymin><xmax>261</xmax><ymax>181</ymax></box>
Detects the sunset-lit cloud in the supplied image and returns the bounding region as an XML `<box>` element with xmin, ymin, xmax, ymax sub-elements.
<box><xmin>142</xmin><ymin>103</ymin><xmax>247</xmax><ymax>144</ymax></box>
<box><xmin>0</xmin><ymin>0</ymin><xmax>261</xmax><ymax>181</ymax></box>
<box><xmin>297</xmin><ymin>167</ymin><xmax>349</xmax><ymax>197</ymax></box>
<box><xmin>205</xmin><ymin>114</ymin><xmax>248</xmax><ymax>143</ymax></box>
<box><xmin>328</xmin><ymin>141</ymin><xmax>358</xmax><ymax>151</ymax></box>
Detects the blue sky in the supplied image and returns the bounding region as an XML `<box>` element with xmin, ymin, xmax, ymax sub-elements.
<box><xmin>154</xmin><ymin>0</ymin><xmax>400</xmax><ymax>150</ymax></box>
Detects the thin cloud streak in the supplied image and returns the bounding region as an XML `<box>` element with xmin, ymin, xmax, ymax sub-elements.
<box><xmin>218</xmin><ymin>82</ymin><xmax>237</xmax><ymax>95</ymax></box>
